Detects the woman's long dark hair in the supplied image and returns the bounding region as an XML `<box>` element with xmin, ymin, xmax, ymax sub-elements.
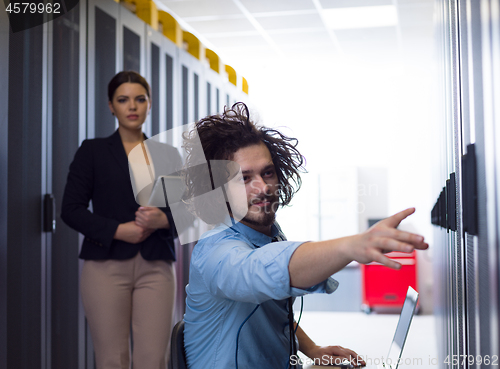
<box><xmin>183</xmin><ymin>103</ymin><xmax>305</xmax><ymax>223</ymax></box>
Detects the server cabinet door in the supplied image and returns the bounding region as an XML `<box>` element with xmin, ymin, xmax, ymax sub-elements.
<box><xmin>50</xmin><ymin>4</ymin><xmax>88</xmax><ymax>369</ymax></box>
<box><xmin>84</xmin><ymin>1</ymin><xmax>121</xmax><ymax>367</ymax></box>
<box><xmin>2</xmin><ymin>3</ymin><xmax>88</xmax><ymax>369</ymax></box>
<box><xmin>0</xmin><ymin>6</ymin><xmax>7</xmax><ymax>369</ymax></box>
<box><xmin>163</xmin><ymin>37</ymin><xmax>179</xmax><ymax>144</ymax></box>
<box><xmin>178</xmin><ymin>49</ymin><xmax>202</xmax><ymax>130</ymax></box>
<box><xmin>88</xmin><ymin>0</ymin><xmax>119</xmax><ymax>139</ymax></box>
<box><xmin>222</xmin><ymin>81</ymin><xmax>243</xmax><ymax>113</ymax></box>
<box><xmin>119</xmin><ymin>5</ymin><xmax>146</xmax><ymax>77</ymax></box>
<box><xmin>146</xmin><ymin>26</ymin><xmax>163</xmax><ymax>138</ymax></box>
<box><xmin>5</xmin><ymin>23</ymin><xmax>46</xmax><ymax>369</ymax></box>
<box><xmin>174</xmin><ymin>49</ymin><xmax>202</xmax><ymax>319</ymax></box>
<box><xmin>205</xmin><ymin>67</ymin><xmax>224</xmax><ymax>115</ymax></box>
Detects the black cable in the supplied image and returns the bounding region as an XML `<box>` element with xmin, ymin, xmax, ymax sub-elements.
<box><xmin>235</xmin><ymin>304</ymin><xmax>260</xmax><ymax>369</ymax></box>
<box><xmin>286</xmin><ymin>296</ymin><xmax>304</xmax><ymax>369</ymax></box>
<box><xmin>288</xmin><ymin>297</ymin><xmax>297</xmax><ymax>369</ymax></box>
<box><xmin>295</xmin><ymin>296</ymin><xmax>303</xmax><ymax>334</ymax></box>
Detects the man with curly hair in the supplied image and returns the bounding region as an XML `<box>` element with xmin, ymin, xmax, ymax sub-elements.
<box><xmin>182</xmin><ymin>103</ymin><xmax>428</xmax><ymax>369</ymax></box>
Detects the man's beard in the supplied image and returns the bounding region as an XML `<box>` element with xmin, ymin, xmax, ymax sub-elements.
<box><xmin>242</xmin><ymin>195</ymin><xmax>279</xmax><ymax>227</ymax></box>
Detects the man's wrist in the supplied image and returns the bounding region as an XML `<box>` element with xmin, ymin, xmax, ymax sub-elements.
<box><xmin>301</xmin><ymin>344</ymin><xmax>321</xmax><ymax>359</ymax></box>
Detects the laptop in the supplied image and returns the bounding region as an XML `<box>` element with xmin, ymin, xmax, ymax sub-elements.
<box><xmin>308</xmin><ymin>286</ymin><xmax>419</xmax><ymax>369</ymax></box>
<box><xmin>147</xmin><ymin>175</ymin><xmax>185</xmax><ymax>206</ymax></box>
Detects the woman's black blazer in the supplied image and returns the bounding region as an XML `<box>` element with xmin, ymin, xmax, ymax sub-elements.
<box><xmin>61</xmin><ymin>130</ymin><xmax>182</xmax><ymax>261</ymax></box>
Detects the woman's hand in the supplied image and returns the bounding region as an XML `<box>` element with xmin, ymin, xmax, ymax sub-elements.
<box><xmin>114</xmin><ymin>221</ymin><xmax>155</xmax><ymax>244</ymax></box>
<box><xmin>135</xmin><ymin>206</ymin><xmax>170</xmax><ymax>229</ymax></box>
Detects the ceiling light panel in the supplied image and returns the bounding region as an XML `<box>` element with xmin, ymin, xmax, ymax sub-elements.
<box><xmin>397</xmin><ymin>0</ymin><xmax>434</xmax><ymax>4</ymax></box>
<box><xmin>157</xmin><ymin>0</ymin><xmax>241</xmax><ymax>18</ymax></box>
<box><xmin>399</xmin><ymin>25</ymin><xmax>434</xmax><ymax>42</ymax></box>
<box><xmin>255</xmin><ymin>13</ymin><xmax>324</xmax><ymax>31</ymax></box>
<box><xmin>239</xmin><ymin>0</ymin><xmax>315</xmax><ymax>13</ymax></box>
<box><xmin>205</xmin><ymin>34</ymin><xmax>269</xmax><ymax>48</ymax></box>
<box><xmin>217</xmin><ymin>45</ymin><xmax>279</xmax><ymax>56</ymax></box>
<box><xmin>182</xmin><ymin>14</ymin><xmax>246</xmax><ymax>22</ymax></box>
<box><xmin>204</xmin><ymin>30</ymin><xmax>260</xmax><ymax>38</ymax></box>
<box><xmin>334</xmin><ymin>26</ymin><xmax>398</xmax><ymax>44</ymax></box>
<box><xmin>397</xmin><ymin>3</ymin><xmax>434</xmax><ymax>27</ymax></box>
<box><xmin>268</xmin><ymin>30</ymin><xmax>332</xmax><ymax>46</ymax></box>
<box><xmin>322</xmin><ymin>5</ymin><xmax>398</xmax><ymax>30</ymax></box>
<box><xmin>334</xmin><ymin>26</ymin><xmax>399</xmax><ymax>56</ymax></box>
<box><xmin>319</xmin><ymin>0</ymin><xmax>392</xmax><ymax>8</ymax></box>
<box><xmin>187</xmin><ymin>17</ymin><xmax>256</xmax><ymax>34</ymax></box>
<box><xmin>280</xmin><ymin>43</ymin><xmax>338</xmax><ymax>59</ymax></box>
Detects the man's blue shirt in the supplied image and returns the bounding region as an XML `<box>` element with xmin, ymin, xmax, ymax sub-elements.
<box><xmin>184</xmin><ymin>219</ymin><xmax>338</xmax><ymax>369</ymax></box>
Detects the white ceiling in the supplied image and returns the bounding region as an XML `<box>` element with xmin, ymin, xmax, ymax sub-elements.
<box><xmin>155</xmin><ymin>0</ymin><xmax>435</xmax><ymax>75</ymax></box>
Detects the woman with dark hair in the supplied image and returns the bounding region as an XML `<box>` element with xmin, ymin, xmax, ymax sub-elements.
<box><xmin>61</xmin><ymin>71</ymin><xmax>181</xmax><ymax>369</ymax></box>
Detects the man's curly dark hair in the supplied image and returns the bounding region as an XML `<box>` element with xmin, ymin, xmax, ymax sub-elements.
<box><xmin>182</xmin><ymin>102</ymin><xmax>305</xmax><ymax>223</ymax></box>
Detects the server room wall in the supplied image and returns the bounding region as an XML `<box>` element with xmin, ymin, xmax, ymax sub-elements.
<box><xmin>0</xmin><ymin>0</ymin><xmax>248</xmax><ymax>368</ymax></box>
<box><xmin>432</xmin><ymin>0</ymin><xmax>500</xmax><ymax>368</ymax></box>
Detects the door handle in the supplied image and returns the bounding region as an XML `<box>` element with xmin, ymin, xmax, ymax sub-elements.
<box><xmin>43</xmin><ymin>194</ymin><xmax>56</xmax><ymax>233</ymax></box>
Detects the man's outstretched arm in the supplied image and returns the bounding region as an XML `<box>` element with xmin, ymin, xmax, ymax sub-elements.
<box><xmin>288</xmin><ymin>208</ymin><xmax>428</xmax><ymax>289</ymax></box>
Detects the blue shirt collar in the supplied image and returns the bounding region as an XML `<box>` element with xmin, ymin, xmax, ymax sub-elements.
<box><xmin>224</xmin><ymin>217</ymin><xmax>281</xmax><ymax>248</ymax></box>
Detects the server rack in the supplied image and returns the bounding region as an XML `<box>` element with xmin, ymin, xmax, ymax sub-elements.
<box><xmin>0</xmin><ymin>0</ymin><xmax>249</xmax><ymax>367</ymax></box>
<box><xmin>145</xmin><ymin>23</ymin><xmax>164</xmax><ymax>137</ymax></box>
<box><xmin>205</xmin><ymin>63</ymin><xmax>225</xmax><ymax>115</ymax></box>
<box><xmin>433</xmin><ymin>1</ymin><xmax>500</xmax><ymax>368</ymax></box>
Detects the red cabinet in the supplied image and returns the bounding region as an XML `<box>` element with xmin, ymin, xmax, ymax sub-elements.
<box><xmin>361</xmin><ymin>251</ymin><xmax>417</xmax><ymax>312</ymax></box>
